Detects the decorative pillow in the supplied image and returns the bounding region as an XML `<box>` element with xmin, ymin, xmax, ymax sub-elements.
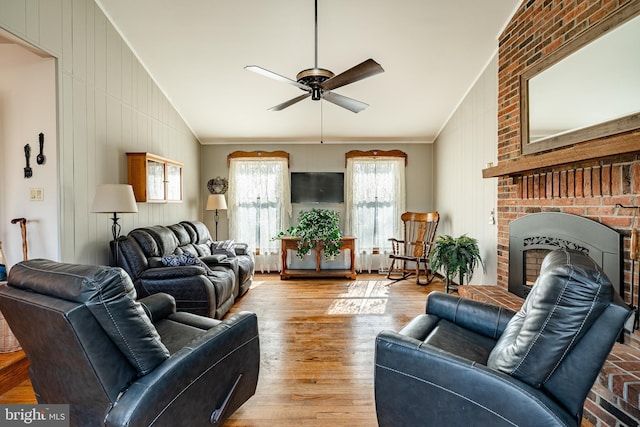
<box><xmin>161</xmin><ymin>252</ymin><xmax>213</xmax><ymax>273</ymax></box>
<box><xmin>162</xmin><ymin>252</ymin><xmax>196</xmax><ymax>267</ymax></box>
<box><xmin>212</xmin><ymin>239</ymin><xmax>236</xmax><ymax>257</ymax></box>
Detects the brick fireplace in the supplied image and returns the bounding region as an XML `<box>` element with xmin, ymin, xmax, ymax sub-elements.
<box><xmin>490</xmin><ymin>1</ymin><xmax>640</xmax><ymax>425</ymax></box>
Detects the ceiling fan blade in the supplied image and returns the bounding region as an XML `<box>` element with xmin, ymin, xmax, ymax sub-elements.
<box><xmin>269</xmin><ymin>93</ymin><xmax>311</xmax><ymax>111</ymax></box>
<box><xmin>321</xmin><ymin>58</ymin><xmax>384</xmax><ymax>91</ymax></box>
<box><xmin>322</xmin><ymin>91</ymin><xmax>369</xmax><ymax>113</ymax></box>
<box><xmin>245</xmin><ymin>65</ymin><xmax>311</xmax><ymax>90</ymax></box>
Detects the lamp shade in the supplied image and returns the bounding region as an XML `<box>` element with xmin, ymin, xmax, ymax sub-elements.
<box><xmin>206</xmin><ymin>194</ymin><xmax>227</xmax><ymax>211</ymax></box>
<box><xmin>91</xmin><ymin>184</ymin><xmax>138</xmax><ymax>213</ymax></box>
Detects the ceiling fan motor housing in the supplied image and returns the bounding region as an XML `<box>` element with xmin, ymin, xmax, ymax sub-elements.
<box><xmin>297</xmin><ymin>68</ymin><xmax>334</xmax><ymax>100</ymax></box>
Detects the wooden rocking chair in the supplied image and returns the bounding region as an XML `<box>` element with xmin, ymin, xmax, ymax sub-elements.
<box><xmin>386</xmin><ymin>212</ymin><xmax>439</xmax><ymax>285</ymax></box>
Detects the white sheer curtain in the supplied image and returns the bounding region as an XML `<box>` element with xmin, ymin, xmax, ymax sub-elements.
<box><xmin>345</xmin><ymin>157</ymin><xmax>406</xmax><ymax>272</ymax></box>
<box><xmin>228</xmin><ymin>157</ymin><xmax>291</xmax><ymax>272</ymax></box>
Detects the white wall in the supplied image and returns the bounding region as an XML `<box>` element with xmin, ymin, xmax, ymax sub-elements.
<box><xmin>0</xmin><ymin>44</ymin><xmax>57</xmax><ymax>267</ymax></box>
<box><xmin>0</xmin><ymin>0</ymin><xmax>202</xmax><ymax>266</ymax></box>
<box><xmin>433</xmin><ymin>55</ymin><xmax>499</xmax><ymax>285</ymax></box>
<box><xmin>200</xmin><ymin>142</ymin><xmax>434</xmax><ymax>241</ymax></box>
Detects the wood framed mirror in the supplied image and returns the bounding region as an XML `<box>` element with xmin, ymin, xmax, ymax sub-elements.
<box><xmin>520</xmin><ymin>2</ymin><xmax>640</xmax><ymax>155</ymax></box>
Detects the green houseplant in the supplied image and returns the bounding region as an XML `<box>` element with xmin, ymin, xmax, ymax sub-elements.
<box><xmin>274</xmin><ymin>208</ymin><xmax>343</xmax><ymax>259</ymax></box>
<box><xmin>429</xmin><ymin>234</ymin><xmax>484</xmax><ymax>293</ymax></box>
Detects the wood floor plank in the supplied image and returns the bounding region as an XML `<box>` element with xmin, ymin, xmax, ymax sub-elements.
<box><xmin>0</xmin><ymin>350</ymin><xmax>29</xmax><ymax>396</ymax></box>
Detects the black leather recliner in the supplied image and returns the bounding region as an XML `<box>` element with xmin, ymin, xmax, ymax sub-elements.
<box><xmin>375</xmin><ymin>248</ymin><xmax>631</xmax><ymax>427</ymax></box>
<box><xmin>0</xmin><ymin>259</ymin><xmax>260</xmax><ymax>427</ymax></box>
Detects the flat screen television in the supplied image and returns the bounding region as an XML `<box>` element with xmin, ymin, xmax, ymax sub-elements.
<box><xmin>291</xmin><ymin>172</ymin><xmax>344</xmax><ymax>203</ymax></box>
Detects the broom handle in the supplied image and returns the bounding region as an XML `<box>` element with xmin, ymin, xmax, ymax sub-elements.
<box><xmin>10</xmin><ymin>218</ymin><xmax>27</xmax><ymax>261</ymax></box>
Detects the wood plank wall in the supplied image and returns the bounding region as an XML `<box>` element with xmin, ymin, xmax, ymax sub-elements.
<box><xmin>0</xmin><ymin>0</ymin><xmax>202</xmax><ymax>266</ymax></box>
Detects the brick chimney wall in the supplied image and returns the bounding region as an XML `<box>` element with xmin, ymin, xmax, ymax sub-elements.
<box><xmin>497</xmin><ymin>2</ymin><xmax>640</xmax><ymax>425</ymax></box>
<box><xmin>496</xmin><ymin>0</ymin><xmax>640</xmax><ymax>296</ymax></box>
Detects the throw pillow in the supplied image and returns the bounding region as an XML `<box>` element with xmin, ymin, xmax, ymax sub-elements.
<box><xmin>161</xmin><ymin>253</ymin><xmax>213</xmax><ymax>273</ymax></box>
<box><xmin>212</xmin><ymin>239</ymin><xmax>236</xmax><ymax>257</ymax></box>
<box><xmin>162</xmin><ymin>252</ymin><xmax>195</xmax><ymax>267</ymax></box>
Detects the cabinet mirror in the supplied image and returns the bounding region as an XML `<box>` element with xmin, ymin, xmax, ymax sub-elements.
<box><xmin>521</xmin><ymin>4</ymin><xmax>640</xmax><ymax>155</ymax></box>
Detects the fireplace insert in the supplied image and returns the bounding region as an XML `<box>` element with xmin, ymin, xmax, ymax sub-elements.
<box><xmin>508</xmin><ymin>212</ymin><xmax>623</xmax><ymax>298</ymax></box>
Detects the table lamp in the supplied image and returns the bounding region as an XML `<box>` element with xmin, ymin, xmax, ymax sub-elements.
<box><xmin>91</xmin><ymin>184</ymin><xmax>138</xmax><ymax>264</ymax></box>
<box><xmin>206</xmin><ymin>194</ymin><xmax>227</xmax><ymax>241</ymax></box>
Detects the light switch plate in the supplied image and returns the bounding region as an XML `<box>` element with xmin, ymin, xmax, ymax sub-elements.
<box><xmin>30</xmin><ymin>188</ymin><xmax>44</xmax><ymax>201</ymax></box>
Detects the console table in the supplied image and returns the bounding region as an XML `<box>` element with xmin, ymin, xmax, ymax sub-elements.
<box><xmin>280</xmin><ymin>237</ymin><xmax>356</xmax><ymax>280</ymax></box>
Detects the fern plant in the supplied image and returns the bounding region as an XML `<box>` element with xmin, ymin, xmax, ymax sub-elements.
<box><xmin>429</xmin><ymin>234</ymin><xmax>484</xmax><ymax>292</ymax></box>
<box><xmin>273</xmin><ymin>209</ymin><xmax>343</xmax><ymax>259</ymax></box>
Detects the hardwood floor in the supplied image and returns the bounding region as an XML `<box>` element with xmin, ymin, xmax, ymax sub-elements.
<box><xmin>0</xmin><ymin>349</ymin><xmax>27</xmax><ymax>393</ymax></box>
<box><xmin>0</xmin><ymin>274</ymin><xmax>595</xmax><ymax>426</ymax></box>
<box><xmin>224</xmin><ymin>273</ymin><xmax>437</xmax><ymax>426</ymax></box>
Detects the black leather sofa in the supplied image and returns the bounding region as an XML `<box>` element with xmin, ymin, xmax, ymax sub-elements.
<box><xmin>116</xmin><ymin>220</ymin><xmax>254</xmax><ymax>319</ymax></box>
<box><xmin>375</xmin><ymin>248</ymin><xmax>631</xmax><ymax>427</ymax></box>
<box><xmin>0</xmin><ymin>259</ymin><xmax>260</xmax><ymax>427</ymax></box>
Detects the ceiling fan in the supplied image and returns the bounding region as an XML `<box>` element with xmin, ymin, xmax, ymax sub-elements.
<box><xmin>245</xmin><ymin>0</ymin><xmax>384</xmax><ymax>113</ymax></box>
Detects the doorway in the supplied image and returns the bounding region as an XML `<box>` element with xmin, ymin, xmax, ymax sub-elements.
<box><xmin>0</xmin><ymin>28</ymin><xmax>58</xmax><ymax>267</ymax></box>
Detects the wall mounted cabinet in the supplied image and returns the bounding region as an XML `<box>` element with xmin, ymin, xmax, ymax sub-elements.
<box><xmin>127</xmin><ymin>152</ymin><xmax>183</xmax><ymax>202</ymax></box>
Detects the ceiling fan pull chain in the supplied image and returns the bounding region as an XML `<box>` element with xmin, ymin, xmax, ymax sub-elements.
<box><xmin>320</xmin><ymin>100</ymin><xmax>324</xmax><ymax>144</ymax></box>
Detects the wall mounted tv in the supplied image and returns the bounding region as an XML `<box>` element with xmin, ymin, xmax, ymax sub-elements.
<box><xmin>291</xmin><ymin>172</ymin><xmax>344</xmax><ymax>203</ymax></box>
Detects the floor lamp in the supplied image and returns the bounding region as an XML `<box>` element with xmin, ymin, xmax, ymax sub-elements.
<box><xmin>91</xmin><ymin>184</ymin><xmax>138</xmax><ymax>266</ymax></box>
<box><xmin>206</xmin><ymin>194</ymin><xmax>227</xmax><ymax>241</ymax></box>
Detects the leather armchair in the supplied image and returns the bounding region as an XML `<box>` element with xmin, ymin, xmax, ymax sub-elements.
<box><xmin>375</xmin><ymin>248</ymin><xmax>631</xmax><ymax>427</ymax></box>
<box><xmin>0</xmin><ymin>259</ymin><xmax>260</xmax><ymax>427</ymax></box>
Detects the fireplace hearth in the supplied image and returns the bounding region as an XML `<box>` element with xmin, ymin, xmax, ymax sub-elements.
<box><xmin>508</xmin><ymin>212</ymin><xmax>623</xmax><ymax>298</ymax></box>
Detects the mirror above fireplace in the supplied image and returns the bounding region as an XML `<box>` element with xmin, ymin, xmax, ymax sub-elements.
<box><xmin>520</xmin><ymin>3</ymin><xmax>640</xmax><ymax>155</ymax></box>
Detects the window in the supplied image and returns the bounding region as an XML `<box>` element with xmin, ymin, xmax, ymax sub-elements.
<box><xmin>345</xmin><ymin>156</ymin><xmax>406</xmax><ymax>271</ymax></box>
<box><xmin>228</xmin><ymin>155</ymin><xmax>291</xmax><ymax>272</ymax></box>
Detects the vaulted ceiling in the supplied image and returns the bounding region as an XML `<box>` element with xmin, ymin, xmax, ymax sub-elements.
<box><xmin>96</xmin><ymin>0</ymin><xmax>520</xmax><ymax>144</ymax></box>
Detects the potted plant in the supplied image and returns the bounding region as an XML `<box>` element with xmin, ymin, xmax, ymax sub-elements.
<box><xmin>429</xmin><ymin>234</ymin><xmax>484</xmax><ymax>293</ymax></box>
<box><xmin>274</xmin><ymin>208</ymin><xmax>343</xmax><ymax>259</ymax></box>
